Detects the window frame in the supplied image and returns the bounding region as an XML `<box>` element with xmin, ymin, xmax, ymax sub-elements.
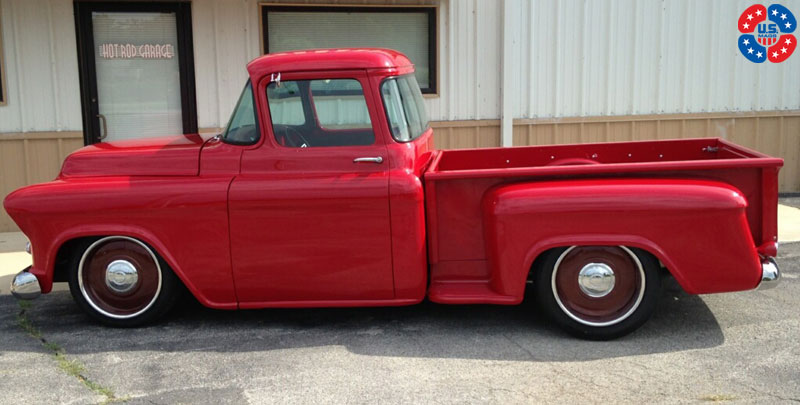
<box><xmin>0</xmin><ymin>6</ymin><xmax>7</xmax><ymax>106</ymax></box>
<box><xmin>259</xmin><ymin>3</ymin><xmax>438</xmax><ymax>95</ymax></box>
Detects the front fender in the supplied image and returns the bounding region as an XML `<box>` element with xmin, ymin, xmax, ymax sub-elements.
<box><xmin>482</xmin><ymin>178</ymin><xmax>761</xmax><ymax>298</ymax></box>
<box><xmin>4</xmin><ymin>177</ymin><xmax>237</xmax><ymax>309</ymax></box>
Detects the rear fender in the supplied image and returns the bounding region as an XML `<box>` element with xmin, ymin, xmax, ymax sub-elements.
<box><xmin>482</xmin><ymin>178</ymin><xmax>761</xmax><ymax>299</ymax></box>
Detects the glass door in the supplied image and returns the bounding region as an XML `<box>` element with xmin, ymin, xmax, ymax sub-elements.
<box><xmin>75</xmin><ymin>2</ymin><xmax>196</xmax><ymax>144</ymax></box>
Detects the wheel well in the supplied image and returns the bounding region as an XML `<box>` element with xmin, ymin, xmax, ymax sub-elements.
<box><xmin>52</xmin><ymin>236</ymin><xmax>101</xmax><ymax>282</ymax></box>
<box><xmin>525</xmin><ymin>245</ymin><xmax>667</xmax><ymax>285</ymax></box>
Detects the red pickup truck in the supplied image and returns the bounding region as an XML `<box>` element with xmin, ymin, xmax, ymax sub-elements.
<box><xmin>5</xmin><ymin>49</ymin><xmax>782</xmax><ymax>339</ymax></box>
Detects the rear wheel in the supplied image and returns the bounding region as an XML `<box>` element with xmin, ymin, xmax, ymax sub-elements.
<box><xmin>67</xmin><ymin>236</ymin><xmax>181</xmax><ymax>327</ymax></box>
<box><xmin>534</xmin><ymin>246</ymin><xmax>661</xmax><ymax>340</ymax></box>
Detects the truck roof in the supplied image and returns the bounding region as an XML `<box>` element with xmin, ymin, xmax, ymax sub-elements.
<box><xmin>246</xmin><ymin>48</ymin><xmax>413</xmax><ymax>77</ymax></box>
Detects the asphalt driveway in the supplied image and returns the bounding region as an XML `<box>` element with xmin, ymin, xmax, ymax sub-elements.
<box><xmin>0</xmin><ymin>243</ymin><xmax>798</xmax><ymax>404</ymax></box>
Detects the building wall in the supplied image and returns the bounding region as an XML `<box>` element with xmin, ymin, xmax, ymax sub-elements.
<box><xmin>1</xmin><ymin>0</ymin><xmax>799</xmax><ymax>231</ymax></box>
<box><xmin>502</xmin><ymin>0</ymin><xmax>800</xmax><ymax>119</ymax></box>
<box><xmin>0</xmin><ymin>0</ymin><xmax>82</xmax><ymax>133</ymax></box>
<box><xmin>3</xmin><ymin>0</ymin><xmax>799</xmax><ymax>129</ymax></box>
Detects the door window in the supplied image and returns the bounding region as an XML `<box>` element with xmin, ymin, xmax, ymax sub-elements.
<box><xmin>266</xmin><ymin>79</ymin><xmax>374</xmax><ymax>148</ymax></box>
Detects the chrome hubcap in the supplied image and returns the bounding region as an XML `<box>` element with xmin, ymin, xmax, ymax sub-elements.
<box><xmin>577</xmin><ymin>262</ymin><xmax>615</xmax><ymax>298</ymax></box>
<box><xmin>105</xmin><ymin>260</ymin><xmax>139</xmax><ymax>293</ymax></box>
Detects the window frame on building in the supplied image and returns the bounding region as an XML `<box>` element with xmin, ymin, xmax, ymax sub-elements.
<box><xmin>73</xmin><ymin>1</ymin><xmax>198</xmax><ymax>144</ymax></box>
<box><xmin>259</xmin><ymin>3</ymin><xmax>438</xmax><ymax>95</ymax></box>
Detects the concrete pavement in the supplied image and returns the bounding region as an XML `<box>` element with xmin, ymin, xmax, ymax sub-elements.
<box><xmin>0</xmin><ymin>243</ymin><xmax>798</xmax><ymax>403</ymax></box>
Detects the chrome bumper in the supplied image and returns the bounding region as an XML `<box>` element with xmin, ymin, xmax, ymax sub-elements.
<box><xmin>10</xmin><ymin>267</ymin><xmax>41</xmax><ymax>300</ymax></box>
<box><xmin>757</xmin><ymin>258</ymin><xmax>780</xmax><ymax>290</ymax></box>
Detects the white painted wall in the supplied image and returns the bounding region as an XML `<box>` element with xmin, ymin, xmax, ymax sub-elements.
<box><xmin>1</xmin><ymin>0</ymin><xmax>798</xmax><ymax>134</ymax></box>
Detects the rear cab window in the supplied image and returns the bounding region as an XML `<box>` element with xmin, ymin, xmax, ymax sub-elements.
<box><xmin>380</xmin><ymin>74</ymin><xmax>430</xmax><ymax>142</ymax></box>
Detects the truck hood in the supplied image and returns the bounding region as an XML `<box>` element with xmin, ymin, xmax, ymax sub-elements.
<box><xmin>60</xmin><ymin>134</ymin><xmax>214</xmax><ymax>177</ymax></box>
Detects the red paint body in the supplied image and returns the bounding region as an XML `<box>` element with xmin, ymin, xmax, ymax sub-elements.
<box><xmin>3</xmin><ymin>49</ymin><xmax>783</xmax><ymax>310</ymax></box>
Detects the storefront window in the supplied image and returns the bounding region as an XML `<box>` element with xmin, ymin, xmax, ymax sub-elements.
<box><xmin>262</xmin><ymin>5</ymin><xmax>437</xmax><ymax>94</ymax></box>
<box><xmin>92</xmin><ymin>12</ymin><xmax>183</xmax><ymax>140</ymax></box>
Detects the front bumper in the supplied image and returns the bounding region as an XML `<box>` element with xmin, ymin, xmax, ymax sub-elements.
<box><xmin>757</xmin><ymin>258</ymin><xmax>780</xmax><ymax>290</ymax></box>
<box><xmin>10</xmin><ymin>267</ymin><xmax>41</xmax><ymax>300</ymax></box>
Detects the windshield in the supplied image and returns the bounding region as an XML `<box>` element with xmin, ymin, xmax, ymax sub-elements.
<box><xmin>222</xmin><ymin>81</ymin><xmax>259</xmax><ymax>145</ymax></box>
<box><xmin>380</xmin><ymin>74</ymin><xmax>430</xmax><ymax>142</ymax></box>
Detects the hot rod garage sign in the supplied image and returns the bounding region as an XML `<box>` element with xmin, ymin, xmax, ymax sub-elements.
<box><xmin>98</xmin><ymin>44</ymin><xmax>175</xmax><ymax>59</ymax></box>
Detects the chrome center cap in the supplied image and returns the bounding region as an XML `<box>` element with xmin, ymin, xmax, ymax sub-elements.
<box><xmin>105</xmin><ymin>260</ymin><xmax>139</xmax><ymax>293</ymax></box>
<box><xmin>577</xmin><ymin>263</ymin><xmax>615</xmax><ymax>298</ymax></box>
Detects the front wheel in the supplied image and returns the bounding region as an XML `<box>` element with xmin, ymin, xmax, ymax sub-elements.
<box><xmin>67</xmin><ymin>236</ymin><xmax>181</xmax><ymax>327</ymax></box>
<box><xmin>533</xmin><ymin>246</ymin><xmax>661</xmax><ymax>340</ymax></box>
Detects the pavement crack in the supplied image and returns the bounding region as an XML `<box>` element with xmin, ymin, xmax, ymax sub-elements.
<box><xmin>16</xmin><ymin>301</ymin><xmax>128</xmax><ymax>405</ymax></box>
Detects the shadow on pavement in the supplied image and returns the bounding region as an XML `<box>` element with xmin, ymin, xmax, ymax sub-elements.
<box><xmin>1</xmin><ymin>276</ymin><xmax>724</xmax><ymax>363</ymax></box>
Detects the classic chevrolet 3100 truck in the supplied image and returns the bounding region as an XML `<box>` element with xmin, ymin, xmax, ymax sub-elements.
<box><xmin>5</xmin><ymin>49</ymin><xmax>783</xmax><ymax>339</ymax></box>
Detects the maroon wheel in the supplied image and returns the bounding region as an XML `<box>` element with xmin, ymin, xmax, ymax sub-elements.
<box><xmin>550</xmin><ymin>246</ymin><xmax>646</xmax><ymax>327</ymax></box>
<box><xmin>77</xmin><ymin>236</ymin><xmax>163</xmax><ymax>319</ymax></box>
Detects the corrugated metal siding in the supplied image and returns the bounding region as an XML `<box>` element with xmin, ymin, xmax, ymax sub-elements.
<box><xmin>510</xmin><ymin>0</ymin><xmax>800</xmax><ymax>119</ymax></box>
<box><xmin>0</xmin><ymin>0</ymin><xmax>82</xmax><ymax>133</ymax></box>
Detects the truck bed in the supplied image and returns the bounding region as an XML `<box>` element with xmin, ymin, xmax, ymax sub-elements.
<box><xmin>427</xmin><ymin>137</ymin><xmax>780</xmax><ymax>176</ymax></box>
<box><xmin>422</xmin><ymin>138</ymin><xmax>783</xmax><ymax>302</ymax></box>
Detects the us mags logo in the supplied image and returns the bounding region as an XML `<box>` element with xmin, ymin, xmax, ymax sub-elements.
<box><xmin>738</xmin><ymin>4</ymin><xmax>796</xmax><ymax>63</ymax></box>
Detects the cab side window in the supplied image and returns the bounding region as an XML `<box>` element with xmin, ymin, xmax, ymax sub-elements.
<box><xmin>267</xmin><ymin>79</ymin><xmax>375</xmax><ymax>148</ymax></box>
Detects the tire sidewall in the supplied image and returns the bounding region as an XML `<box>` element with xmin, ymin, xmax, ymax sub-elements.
<box><xmin>534</xmin><ymin>246</ymin><xmax>661</xmax><ymax>340</ymax></box>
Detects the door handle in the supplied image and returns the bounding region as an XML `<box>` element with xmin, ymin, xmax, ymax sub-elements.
<box><xmin>96</xmin><ymin>114</ymin><xmax>108</xmax><ymax>141</ymax></box>
<box><xmin>353</xmin><ymin>157</ymin><xmax>383</xmax><ymax>164</ymax></box>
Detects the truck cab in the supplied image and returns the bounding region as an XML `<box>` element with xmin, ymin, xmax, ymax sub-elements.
<box><xmin>218</xmin><ymin>50</ymin><xmax>433</xmax><ymax>305</ymax></box>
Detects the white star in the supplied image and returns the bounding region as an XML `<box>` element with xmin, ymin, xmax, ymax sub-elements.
<box><xmin>781</xmin><ymin>13</ymin><xmax>787</xmax><ymax>20</ymax></box>
<box><xmin>743</xmin><ymin>22</ymin><xmax>750</xmax><ymax>29</ymax></box>
<box><xmin>781</xmin><ymin>47</ymin><xmax>788</xmax><ymax>53</ymax></box>
<box><xmin>757</xmin><ymin>51</ymin><xmax>763</xmax><ymax>58</ymax></box>
<box><xmin>786</xmin><ymin>38</ymin><xmax>793</xmax><ymax>45</ymax></box>
<box><xmin>772</xmin><ymin>51</ymin><xmax>779</xmax><ymax>58</ymax></box>
<box><xmin>756</xmin><ymin>9</ymin><xmax>763</xmax><ymax>16</ymax></box>
<box><xmin>743</xmin><ymin>38</ymin><xmax>750</xmax><ymax>45</ymax></box>
<box><xmin>772</xmin><ymin>9</ymin><xmax>779</xmax><ymax>16</ymax></box>
<box><xmin>748</xmin><ymin>47</ymin><xmax>754</xmax><ymax>54</ymax></box>
<box><xmin>786</xmin><ymin>22</ymin><xmax>793</xmax><ymax>29</ymax></box>
<box><xmin>747</xmin><ymin>14</ymin><xmax>753</xmax><ymax>20</ymax></box>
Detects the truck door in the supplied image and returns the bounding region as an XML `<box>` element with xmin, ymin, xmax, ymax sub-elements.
<box><xmin>228</xmin><ymin>70</ymin><xmax>394</xmax><ymax>304</ymax></box>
